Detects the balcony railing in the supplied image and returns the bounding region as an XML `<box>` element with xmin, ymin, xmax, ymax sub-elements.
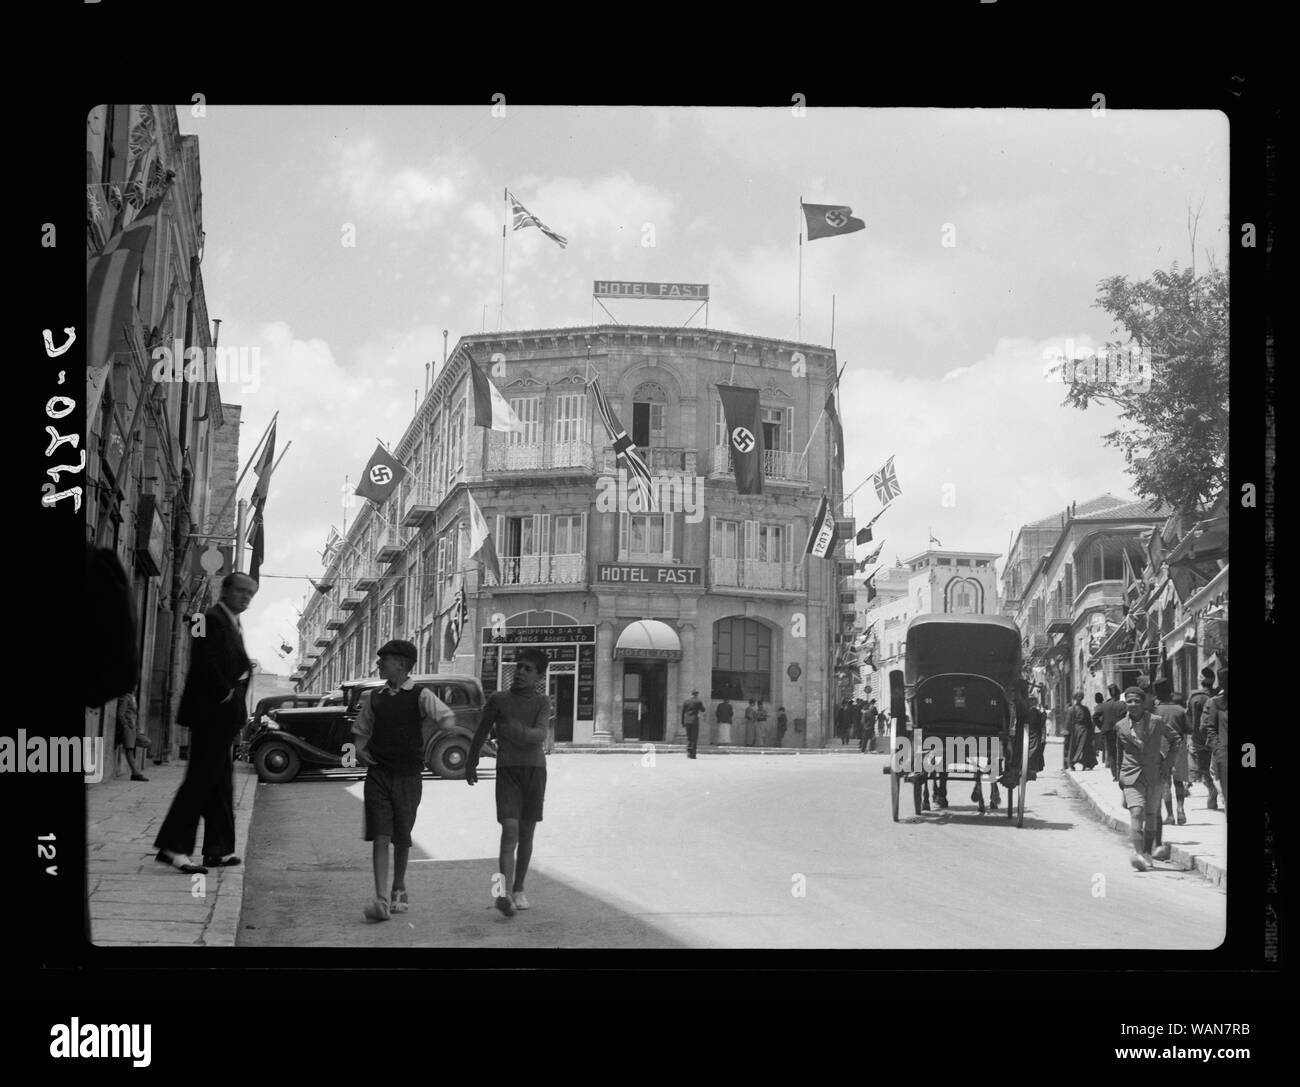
<box><xmin>485</xmin><ymin>437</ymin><xmax>595</xmax><ymax>472</ymax></box>
<box><xmin>1072</xmin><ymin>579</ymin><xmax>1125</xmax><ymax>614</ymax></box>
<box><xmin>375</xmin><ymin>525</ymin><xmax>405</xmax><ymax>564</ymax></box>
<box><xmin>485</xmin><ymin>553</ymin><xmax>587</xmax><ymax>588</ymax></box>
<box><xmin>710</xmin><ymin>446</ymin><xmax>809</xmax><ymax>482</ymax></box>
<box><xmin>599</xmin><ymin>446</ymin><xmax>698</xmax><ymax>476</ymax></box>
<box><xmin>354</xmin><ymin>565</ymin><xmax>380</xmax><ymax>591</ymax></box>
<box><xmin>400</xmin><ymin>480</ymin><xmax>441</xmax><ymax>529</ymax></box>
<box><xmin>709</xmin><ymin>558</ymin><xmax>805</xmax><ymax>592</ymax></box>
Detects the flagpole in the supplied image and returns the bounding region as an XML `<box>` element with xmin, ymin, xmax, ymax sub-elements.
<box><xmin>499</xmin><ymin>187</ymin><xmax>507</xmax><ymax>332</ymax></box>
<box><xmin>204</xmin><ymin>410</ymin><xmax>278</xmax><ymax>538</ymax></box>
<box><xmin>831</xmin><ymin>293</ymin><xmax>836</xmax><ymax>348</ymax></box>
<box><xmin>797</xmin><ymin>198</ymin><xmax>804</xmax><ymax>342</ymax></box>
<box><xmin>728</xmin><ymin>348</ymin><xmax>737</xmax><ymax>386</ymax></box>
<box><xmin>798</xmin><ymin>361</ymin><xmax>847</xmax><ymax>464</ymax></box>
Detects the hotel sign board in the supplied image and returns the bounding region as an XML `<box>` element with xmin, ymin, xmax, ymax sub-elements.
<box><xmin>597</xmin><ymin>564</ymin><xmax>702</xmax><ymax>586</ymax></box>
<box><xmin>593</xmin><ymin>281</ymin><xmax>708</xmax><ymax>301</ymax></box>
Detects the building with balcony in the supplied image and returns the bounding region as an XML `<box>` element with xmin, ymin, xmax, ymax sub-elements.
<box><xmin>85</xmin><ymin>104</ymin><xmax>232</xmax><ymax>774</ymax></box>
<box><xmin>1010</xmin><ymin>496</ymin><xmax>1168</xmax><ymax>729</ymax></box>
<box><xmin>297</xmin><ymin>324</ymin><xmax>847</xmax><ymax>745</ymax></box>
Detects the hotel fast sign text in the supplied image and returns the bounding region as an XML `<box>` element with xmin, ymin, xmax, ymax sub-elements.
<box><xmin>593</xmin><ymin>281</ymin><xmax>709</xmax><ymax>300</ymax></box>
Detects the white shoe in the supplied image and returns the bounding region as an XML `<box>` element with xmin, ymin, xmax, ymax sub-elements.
<box><xmin>512</xmin><ymin>891</ymin><xmax>530</xmax><ymax>910</ymax></box>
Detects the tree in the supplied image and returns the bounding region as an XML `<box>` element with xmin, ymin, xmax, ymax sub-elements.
<box><xmin>1062</xmin><ymin>261</ymin><xmax>1228</xmax><ymax>519</ymax></box>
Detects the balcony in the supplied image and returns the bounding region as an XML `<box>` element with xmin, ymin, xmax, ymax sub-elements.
<box><xmin>325</xmin><ymin>617</ymin><xmax>346</xmax><ymax>631</ymax></box>
<box><xmin>314</xmin><ymin>636</ymin><xmax>333</xmax><ymax>648</ymax></box>
<box><xmin>1073</xmin><ymin>579</ymin><xmax>1125</xmax><ymax>616</ymax></box>
<box><xmin>486</xmin><ymin>435</ymin><xmax>596</xmax><ymax>473</ymax></box>
<box><xmin>400</xmin><ymin>481</ymin><xmax>440</xmax><ymax>529</ymax></box>
<box><xmin>485</xmin><ymin>553</ymin><xmax>587</xmax><ymax>588</ymax></box>
<box><xmin>1045</xmin><ymin>599</ymin><xmax>1072</xmax><ymax>634</ymax></box>
<box><xmin>339</xmin><ymin>594</ymin><xmax>363</xmax><ymax>611</ymax></box>
<box><xmin>709</xmin><ymin>446</ymin><xmax>809</xmax><ymax>483</ymax></box>
<box><xmin>354</xmin><ymin>566</ymin><xmax>380</xmax><ymax>592</ymax></box>
<box><xmin>598</xmin><ymin>446</ymin><xmax>698</xmax><ymax>477</ymax></box>
<box><xmin>375</xmin><ymin>526</ymin><xmax>405</xmax><ymax>564</ymax></box>
<box><xmin>709</xmin><ymin>558</ymin><xmax>805</xmax><ymax>593</ymax></box>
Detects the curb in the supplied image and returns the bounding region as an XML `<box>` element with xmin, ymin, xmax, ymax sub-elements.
<box><xmin>1061</xmin><ymin>769</ymin><xmax>1227</xmax><ymax>890</ymax></box>
<box><xmin>203</xmin><ymin>763</ymin><xmax>260</xmax><ymax>946</ymax></box>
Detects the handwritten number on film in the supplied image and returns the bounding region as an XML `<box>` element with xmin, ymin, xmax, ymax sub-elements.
<box><xmin>42</xmin><ymin>327</ymin><xmax>83</xmax><ymax>512</ymax></box>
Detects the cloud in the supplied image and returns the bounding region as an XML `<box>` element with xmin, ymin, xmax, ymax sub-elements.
<box><xmin>326</xmin><ymin>137</ymin><xmax>462</xmax><ymax>228</ymax></box>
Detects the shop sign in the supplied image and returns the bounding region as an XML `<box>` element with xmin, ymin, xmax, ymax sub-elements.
<box><xmin>597</xmin><ymin>564</ymin><xmax>701</xmax><ymax>586</ymax></box>
<box><xmin>613</xmin><ymin>646</ymin><xmax>682</xmax><ymax>660</ymax></box>
<box><xmin>483</xmin><ymin>625</ymin><xmax>596</xmax><ymax>645</ymax></box>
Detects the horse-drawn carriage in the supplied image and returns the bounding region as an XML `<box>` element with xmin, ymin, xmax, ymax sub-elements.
<box><xmin>886</xmin><ymin>613</ymin><xmax>1031</xmax><ymax>827</ymax></box>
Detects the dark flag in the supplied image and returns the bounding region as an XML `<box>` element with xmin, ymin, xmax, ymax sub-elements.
<box><xmin>354</xmin><ymin>443</ymin><xmax>407</xmax><ymax>504</ymax></box>
<box><xmin>802</xmin><ymin>202</ymin><xmax>866</xmax><ymax>241</ymax></box>
<box><xmin>467</xmin><ymin>349</ymin><xmax>522</xmax><ymax>432</ymax></box>
<box><xmin>246</xmin><ymin>422</ymin><xmax>276</xmax><ymax>580</ymax></box>
<box><xmin>247</xmin><ymin>508</ymin><xmax>265</xmax><ymax>580</ymax></box>
<box><xmin>824</xmin><ymin>381</ymin><xmax>844</xmax><ymax>474</ymax></box>
<box><xmin>449</xmin><ymin>583</ymin><xmax>468</xmax><ymax>654</ymax></box>
<box><xmin>803</xmin><ymin>492</ymin><xmax>837</xmax><ymax>559</ymax></box>
<box><xmin>863</xmin><ymin>540</ymin><xmax>885</xmax><ymax>565</ymax></box>
<box><xmin>718</xmin><ymin>384</ymin><xmax>765</xmax><ymax>494</ymax></box>
<box><xmin>866</xmin><ymin>574</ymin><xmax>877</xmax><ymax>602</ymax></box>
<box><xmin>855</xmin><ymin>525</ymin><xmax>873</xmax><ymax>545</ymax></box>
<box><xmin>309</xmin><ymin>579</ymin><xmax>334</xmax><ymax>595</ymax></box>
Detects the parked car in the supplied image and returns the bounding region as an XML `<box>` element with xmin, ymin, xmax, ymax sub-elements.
<box><xmin>247</xmin><ymin>674</ymin><xmax>494</xmax><ymax>784</ymax></box>
<box><xmin>239</xmin><ymin>693</ymin><xmax>321</xmax><ymax>757</ymax></box>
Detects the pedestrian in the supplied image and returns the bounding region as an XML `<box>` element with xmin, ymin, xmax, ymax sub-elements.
<box><xmin>1116</xmin><ymin>684</ymin><xmax>1183</xmax><ymax>870</ymax></box>
<box><xmin>1025</xmin><ymin>691</ymin><xmax>1046</xmax><ymax>778</ymax></box>
<box><xmin>351</xmin><ymin>639</ymin><xmax>453</xmax><ymax>921</ymax></box>
<box><xmin>1096</xmin><ymin>684</ymin><xmax>1124</xmax><ymax>782</ymax></box>
<box><xmin>715</xmin><ymin>696</ymin><xmax>734</xmax><ymax>745</ymax></box>
<box><xmin>1202</xmin><ymin>667</ymin><xmax>1228</xmax><ymax>814</ymax></box>
<box><xmin>681</xmin><ymin>688</ymin><xmax>705</xmax><ymax>759</ymax></box>
<box><xmin>1064</xmin><ymin>691</ymin><xmax>1096</xmax><ymax>770</ymax></box>
<box><xmin>860</xmin><ymin>700</ymin><xmax>877</xmax><ymax>752</ymax></box>
<box><xmin>1187</xmin><ymin>669</ymin><xmax>1219</xmax><ymax>810</ymax></box>
<box><xmin>744</xmin><ymin>699</ymin><xmax>758</xmax><ymax>746</ymax></box>
<box><xmin>835</xmin><ymin>699</ymin><xmax>851</xmax><ymax>745</ymax></box>
<box><xmin>466</xmin><ymin>647</ymin><xmax>552</xmax><ymax>917</ymax></box>
<box><xmin>1152</xmin><ymin>678</ymin><xmax>1191</xmax><ymax>825</ymax></box>
<box><xmin>153</xmin><ymin>571</ymin><xmax>258</xmax><ymax>875</ymax></box>
<box><xmin>116</xmin><ymin>691</ymin><xmax>149</xmax><ymax>781</ymax></box>
<box><xmin>755</xmin><ymin>699</ymin><xmax>769</xmax><ymax>745</ymax></box>
<box><xmin>775</xmin><ymin>706</ymin><xmax>788</xmax><ymax>747</ymax></box>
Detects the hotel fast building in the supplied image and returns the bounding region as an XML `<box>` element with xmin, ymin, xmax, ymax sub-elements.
<box><xmin>296</xmin><ymin>324</ymin><xmax>853</xmax><ymax>745</ymax></box>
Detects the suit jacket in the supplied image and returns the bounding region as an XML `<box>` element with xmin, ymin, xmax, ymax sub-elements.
<box><xmin>178</xmin><ymin>605</ymin><xmax>251</xmax><ymax>734</ymax></box>
<box><xmin>1116</xmin><ymin>710</ymin><xmax>1181</xmax><ymax>789</ymax></box>
<box><xmin>1154</xmin><ymin>701</ymin><xmax>1191</xmax><ymax>780</ymax></box>
<box><xmin>1099</xmin><ymin>698</ymin><xmax>1126</xmax><ymax>733</ymax></box>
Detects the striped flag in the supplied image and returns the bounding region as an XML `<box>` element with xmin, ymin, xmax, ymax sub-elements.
<box><xmin>590</xmin><ymin>375</ymin><xmax>656</xmax><ymax>511</ymax></box>
<box><xmin>509</xmin><ymin>191</ymin><xmax>567</xmax><ymax>248</ymax></box>
<box><xmin>86</xmin><ymin>193</ymin><xmax>168</xmax><ymax>396</ymax></box>
<box><xmin>803</xmin><ymin>492</ymin><xmax>837</xmax><ymax>559</ymax></box>
<box><xmin>467</xmin><ymin>489</ymin><xmax>502</xmax><ymax>586</ymax></box>
<box><xmin>466</xmin><ymin>349</ymin><xmax>522</xmax><ymax>432</ymax></box>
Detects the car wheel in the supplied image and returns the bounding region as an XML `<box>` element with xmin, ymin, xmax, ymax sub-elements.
<box><xmin>254</xmin><ymin>740</ymin><xmax>301</xmax><ymax>784</ymax></box>
<box><xmin>429</xmin><ymin>737</ymin><xmax>469</xmax><ymax>779</ymax></box>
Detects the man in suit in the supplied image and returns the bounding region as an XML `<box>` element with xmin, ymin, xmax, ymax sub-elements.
<box><xmin>1098</xmin><ymin>684</ymin><xmax>1126</xmax><ymax>782</ymax></box>
<box><xmin>154</xmin><ymin>571</ymin><xmax>258</xmax><ymax>873</ymax></box>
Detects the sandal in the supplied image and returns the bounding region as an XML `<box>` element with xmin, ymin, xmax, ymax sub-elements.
<box><xmin>390</xmin><ymin>889</ymin><xmax>409</xmax><ymax>914</ymax></box>
<box><xmin>363</xmin><ymin>896</ymin><xmax>391</xmax><ymax>922</ymax></box>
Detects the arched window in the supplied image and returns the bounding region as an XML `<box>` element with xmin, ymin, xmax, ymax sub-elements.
<box><xmin>945</xmin><ymin>577</ymin><xmax>983</xmax><ymax>614</ymax></box>
<box><xmin>711</xmin><ymin>617</ymin><xmax>772</xmax><ymax>701</ymax></box>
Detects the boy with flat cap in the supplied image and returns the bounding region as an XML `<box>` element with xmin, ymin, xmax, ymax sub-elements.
<box><xmin>352</xmin><ymin>639</ymin><xmax>453</xmax><ymax>921</ymax></box>
<box><xmin>1116</xmin><ymin>684</ymin><xmax>1183</xmax><ymax>871</ymax></box>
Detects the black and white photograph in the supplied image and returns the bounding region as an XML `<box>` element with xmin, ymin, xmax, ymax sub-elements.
<box><xmin>69</xmin><ymin>101</ymin><xmax>1254</xmax><ymax>957</ymax></box>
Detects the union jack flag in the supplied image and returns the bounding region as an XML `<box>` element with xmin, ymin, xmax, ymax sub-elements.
<box><xmin>509</xmin><ymin>192</ymin><xmax>567</xmax><ymax>248</ymax></box>
<box><xmin>871</xmin><ymin>455</ymin><xmax>901</xmax><ymax>505</ymax></box>
<box><xmin>590</xmin><ymin>375</ymin><xmax>656</xmax><ymax>511</ymax></box>
<box><xmin>449</xmin><ymin>582</ymin><xmax>468</xmax><ymax>654</ymax></box>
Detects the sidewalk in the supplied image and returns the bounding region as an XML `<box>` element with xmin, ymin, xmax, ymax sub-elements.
<box><xmin>1061</xmin><ymin>755</ymin><xmax>1227</xmax><ymax>889</ymax></box>
<box><xmin>86</xmin><ymin>758</ymin><xmax>260</xmax><ymax>946</ymax></box>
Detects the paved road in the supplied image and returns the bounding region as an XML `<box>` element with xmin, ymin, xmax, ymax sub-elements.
<box><xmin>239</xmin><ymin>752</ymin><xmax>1225</xmax><ymax>949</ymax></box>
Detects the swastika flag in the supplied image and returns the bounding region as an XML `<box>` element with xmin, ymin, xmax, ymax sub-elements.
<box><xmin>354</xmin><ymin>443</ymin><xmax>407</xmax><ymax>504</ymax></box>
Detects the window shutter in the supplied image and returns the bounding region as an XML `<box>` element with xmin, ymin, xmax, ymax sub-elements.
<box><xmin>663</xmin><ymin>512</ymin><xmax>674</xmax><ymax>562</ymax></box>
<box><xmin>619</xmin><ymin>512</ymin><xmax>628</xmax><ymax>558</ymax></box>
<box><xmin>715</xmin><ymin>399</ymin><xmax>725</xmax><ymax>448</ymax></box>
<box><xmin>436</xmin><ymin>538</ymin><xmax>445</xmax><ymax>584</ymax></box>
<box><xmin>744</xmin><ymin>520</ymin><xmax>756</xmax><ymax>562</ymax></box>
<box><xmin>495</xmin><ymin>514</ymin><xmax>504</xmax><ymax>562</ymax></box>
<box><xmin>579</xmin><ymin>512</ymin><xmax>587</xmax><ymax>554</ymax></box>
<box><xmin>784</xmin><ymin>521</ymin><xmax>794</xmax><ymax>565</ymax></box>
<box><xmin>710</xmin><ymin>515</ymin><xmax>718</xmax><ymax>558</ymax></box>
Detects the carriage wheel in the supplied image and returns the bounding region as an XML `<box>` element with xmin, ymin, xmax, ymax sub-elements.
<box><xmin>890</xmin><ymin>771</ymin><xmax>900</xmax><ymax>822</ymax></box>
<box><xmin>913</xmin><ymin>778</ymin><xmax>925</xmax><ymax>815</ymax></box>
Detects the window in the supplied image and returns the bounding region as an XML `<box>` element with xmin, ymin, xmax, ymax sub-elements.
<box><xmin>755</xmin><ymin>523</ymin><xmax>785</xmax><ymax>563</ymax></box>
<box><xmin>621</xmin><ymin>511</ymin><xmax>673</xmax><ymax>561</ymax></box>
<box><xmin>714</xmin><ymin>400</ymin><xmax>727</xmax><ymax>449</ymax></box>
<box><xmin>712</xmin><ymin>519</ymin><xmax>739</xmax><ymax>559</ymax></box>
<box><xmin>555</xmin><ymin>393</ymin><xmax>586</xmax><ymax>444</ymax></box>
<box><xmin>760</xmin><ymin>406</ymin><xmax>793</xmax><ymax>453</ymax></box>
<box><xmin>711</xmin><ymin>617</ymin><xmax>772</xmax><ymax>701</ymax></box>
<box><xmin>509</xmin><ymin>396</ymin><xmax>539</xmax><ymax>445</ymax></box>
<box><xmin>447</xmin><ymin>403</ymin><xmax>465</xmax><ymax>479</ymax></box>
<box><xmin>555</xmin><ymin>514</ymin><xmax>585</xmax><ymax>554</ymax></box>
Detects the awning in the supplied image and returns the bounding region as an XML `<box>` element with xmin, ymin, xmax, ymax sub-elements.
<box><xmin>1165</xmin><ymin>515</ymin><xmax>1229</xmax><ymax>568</ymax></box>
<box><xmin>1183</xmin><ymin>564</ymin><xmax>1229</xmax><ymax>614</ymax></box>
<box><xmin>614</xmin><ymin>619</ymin><xmax>682</xmax><ymax>660</ymax></box>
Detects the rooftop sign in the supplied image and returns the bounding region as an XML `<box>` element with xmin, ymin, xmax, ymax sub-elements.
<box><xmin>593</xmin><ymin>281</ymin><xmax>708</xmax><ymax>300</ymax></box>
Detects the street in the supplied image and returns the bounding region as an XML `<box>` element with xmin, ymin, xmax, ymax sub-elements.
<box><xmin>239</xmin><ymin>751</ymin><xmax>1225</xmax><ymax>949</ymax></box>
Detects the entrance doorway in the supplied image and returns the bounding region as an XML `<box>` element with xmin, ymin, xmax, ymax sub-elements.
<box><xmin>621</xmin><ymin>661</ymin><xmax>666</xmax><ymax>741</ymax></box>
<box><xmin>549</xmin><ymin>672</ymin><xmax>574</xmax><ymax>742</ymax></box>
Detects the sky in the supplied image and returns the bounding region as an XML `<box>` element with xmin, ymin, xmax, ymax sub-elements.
<box><xmin>174</xmin><ymin>105</ymin><xmax>1229</xmax><ymax>676</ymax></box>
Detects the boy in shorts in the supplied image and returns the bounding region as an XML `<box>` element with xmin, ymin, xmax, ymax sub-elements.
<box><xmin>465</xmin><ymin>647</ymin><xmax>551</xmax><ymax>917</ymax></box>
<box><xmin>352</xmin><ymin>639</ymin><xmax>452</xmax><ymax>921</ymax></box>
